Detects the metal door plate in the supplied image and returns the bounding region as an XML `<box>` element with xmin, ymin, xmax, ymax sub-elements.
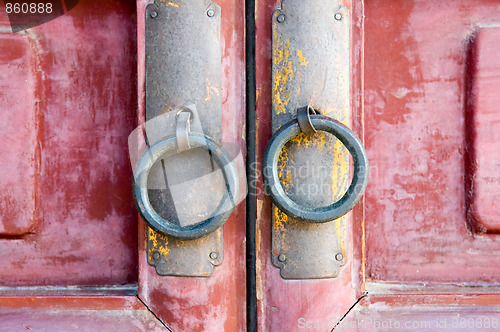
<box><xmin>144</xmin><ymin>0</ymin><xmax>222</xmax><ymax>277</ymax></box>
<box><xmin>271</xmin><ymin>0</ymin><xmax>350</xmax><ymax>279</ymax></box>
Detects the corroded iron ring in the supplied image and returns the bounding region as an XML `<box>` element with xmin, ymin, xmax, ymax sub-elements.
<box><xmin>262</xmin><ymin>115</ymin><xmax>369</xmax><ymax>222</ymax></box>
<box><xmin>134</xmin><ymin>133</ymin><xmax>239</xmax><ymax>239</ymax></box>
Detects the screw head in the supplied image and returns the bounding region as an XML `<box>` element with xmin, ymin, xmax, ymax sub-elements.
<box><xmin>152</xmin><ymin>251</ymin><xmax>160</xmax><ymax>260</ymax></box>
<box><xmin>207</xmin><ymin>9</ymin><xmax>215</xmax><ymax>17</ymax></box>
<box><xmin>277</xmin><ymin>254</ymin><xmax>286</xmax><ymax>262</ymax></box>
<box><xmin>335</xmin><ymin>253</ymin><xmax>344</xmax><ymax>261</ymax></box>
<box><xmin>150</xmin><ymin>10</ymin><xmax>158</xmax><ymax>19</ymax></box>
<box><xmin>277</xmin><ymin>14</ymin><xmax>285</xmax><ymax>23</ymax></box>
<box><xmin>334</xmin><ymin>13</ymin><xmax>342</xmax><ymax>21</ymax></box>
<box><xmin>209</xmin><ymin>251</ymin><xmax>218</xmax><ymax>260</ymax></box>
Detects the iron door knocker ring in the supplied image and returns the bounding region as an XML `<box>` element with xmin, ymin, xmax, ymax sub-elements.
<box><xmin>134</xmin><ymin>110</ymin><xmax>239</xmax><ymax>239</ymax></box>
<box><xmin>262</xmin><ymin>106</ymin><xmax>369</xmax><ymax>222</ymax></box>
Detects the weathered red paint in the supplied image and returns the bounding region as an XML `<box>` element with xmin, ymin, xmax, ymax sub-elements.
<box><xmin>257</xmin><ymin>0</ymin><xmax>500</xmax><ymax>329</ymax></box>
<box><xmin>136</xmin><ymin>0</ymin><xmax>247</xmax><ymax>330</ymax></box>
<box><xmin>337</xmin><ymin>295</ymin><xmax>500</xmax><ymax>332</ymax></box>
<box><xmin>0</xmin><ymin>296</ymin><xmax>165</xmax><ymax>331</ymax></box>
<box><xmin>466</xmin><ymin>27</ymin><xmax>500</xmax><ymax>234</ymax></box>
<box><xmin>255</xmin><ymin>1</ymin><xmax>362</xmax><ymax>331</ymax></box>
<box><xmin>364</xmin><ymin>0</ymin><xmax>500</xmax><ymax>284</ymax></box>
<box><xmin>364</xmin><ymin>294</ymin><xmax>500</xmax><ymax>307</ymax></box>
<box><xmin>0</xmin><ymin>0</ymin><xmax>138</xmax><ymax>285</ymax></box>
<box><xmin>0</xmin><ymin>33</ymin><xmax>38</xmax><ymax>236</ymax></box>
<box><xmin>4</xmin><ymin>0</ymin><xmax>500</xmax><ymax>329</ymax></box>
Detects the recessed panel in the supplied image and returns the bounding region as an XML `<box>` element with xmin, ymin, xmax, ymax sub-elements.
<box><xmin>0</xmin><ymin>34</ymin><xmax>37</xmax><ymax>236</ymax></box>
<box><xmin>365</xmin><ymin>0</ymin><xmax>500</xmax><ymax>284</ymax></box>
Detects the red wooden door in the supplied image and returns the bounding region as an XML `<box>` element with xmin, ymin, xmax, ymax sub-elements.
<box><xmin>0</xmin><ymin>0</ymin><xmax>246</xmax><ymax>330</ymax></box>
<box><xmin>4</xmin><ymin>0</ymin><xmax>500</xmax><ymax>331</ymax></box>
<box><xmin>349</xmin><ymin>0</ymin><xmax>500</xmax><ymax>330</ymax></box>
<box><xmin>0</xmin><ymin>0</ymin><xmax>138</xmax><ymax>288</ymax></box>
<box><xmin>0</xmin><ymin>1</ymin><xmax>167</xmax><ymax>330</ymax></box>
<box><xmin>254</xmin><ymin>0</ymin><xmax>500</xmax><ymax>331</ymax></box>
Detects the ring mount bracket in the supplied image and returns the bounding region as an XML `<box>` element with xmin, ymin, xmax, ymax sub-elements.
<box><xmin>270</xmin><ymin>0</ymin><xmax>351</xmax><ymax>279</ymax></box>
<box><xmin>143</xmin><ymin>0</ymin><xmax>224</xmax><ymax>277</ymax></box>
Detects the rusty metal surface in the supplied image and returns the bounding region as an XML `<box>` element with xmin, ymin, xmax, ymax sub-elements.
<box><xmin>271</xmin><ymin>0</ymin><xmax>350</xmax><ymax>279</ymax></box>
<box><xmin>144</xmin><ymin>0</ymin><xmax>224</xmax><ymax>276</ymax></box>
<box><xmin>145</xmin><ymin>0</ymin><xmax>221</xmax><ymax>129</ymax></box>
<box><xmin>147</xmin><ymin>227</ymin><xmax>222</xmax><ymax>276</ymax></box>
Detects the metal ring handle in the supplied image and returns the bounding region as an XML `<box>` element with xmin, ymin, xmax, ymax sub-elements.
<box><xmin>134</xmin><ymin>133</ymin><xmax>239</xmax><ymax>239</ymax></box>
<box><xmin>262</xmin><ymin>115</ymin><xmax>369</xmax><ymax>222</ymax></box>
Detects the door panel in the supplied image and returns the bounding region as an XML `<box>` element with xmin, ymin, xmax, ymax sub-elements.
<box><xmin>335</xmin><ymin>0</ymin><xmax>500</xmax><ymax>330</ymax></box>
<box><xmin>0</xmin><ymin>0</ymin><xmax>138</xmax><ymax>286</ymax></box>
<box><xmin>257</xmin><ymin>0</ymin><xmax>500</xmax><ymax>331</ymax></box>
<box><xmin>364</xmin><ymin>0</ymin><xmax>500</xmax><ymax>284</ymax></box>
<box><xmin>255</xmin><ymin>0</ymin><xmax>362</xmax><ymax>330</ymax></box>
<box><xmin>135</xmin><ymin>0</ymin><xmax>247</xmax><ymax>330</ymax></box>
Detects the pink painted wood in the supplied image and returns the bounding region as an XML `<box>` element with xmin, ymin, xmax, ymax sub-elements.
<box><xmin>0</xmin><ymin>0</ymin><xmax>138</xmax><ymax>286</ymax></box>
<box><xmin>466</xmin><ymin>27</ymin><xmax>500</xmax><ymax>234</ymax></box>
<box><xmin>364</xmin><ymin>0</ymin><xmax>500</xmax><ymax>284</ymax></box>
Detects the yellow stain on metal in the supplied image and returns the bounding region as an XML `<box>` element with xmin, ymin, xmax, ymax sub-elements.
<box><xmin>277</xmin><ymin>147</ymin><xmax>292</xmax><ymax>191</ymax></box>
<box><xmin>289</xmin><ymin>131</ymin><xmax>327</xmax><ymax>149</ymax></box>
<box><xmin>273</xmin><ymin>23</ymin><xmax>293</xmax><ymax>115</ymax></box>
<box><xmin>205</xmin><ymin>82</ymin><xmax>220</xmax><ymax>102</ymax></box>
<box><xmin>297</xmin><ymin>49</ymin><xmax>309</xmax><ymax>66</ymax></box>
<box><xmin>148</xmin><ymin>227</ymin><xmax>170</xmax><ymax>259</ymax></box>
<box><xmin>158</xmin><ymin>0</ymin><xmax>186</xmax><ymax>7</ymax></box>
<box><xmin>273</xmin><ymin>206</ymin><xmax>287</xmax><ymax>234</ymax></box>
<box><xmin>149</xmin><ymin>227</ymin><xmax>158</xmax><ymax>247</ymax></box>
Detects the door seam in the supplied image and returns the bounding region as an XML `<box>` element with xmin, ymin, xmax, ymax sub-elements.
<box><xmin>330</xmin><ymin>292</ymin><xmax>368</xmax><ymax>331</ymax></box>
<box><xmin>136</xmin><ymin>295</ymin><xmax>174</xmax><ymax>331</ymax></box>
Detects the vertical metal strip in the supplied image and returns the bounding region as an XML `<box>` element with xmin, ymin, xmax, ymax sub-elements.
<box><xmin>271</xmin><ymin>0</ymin><xmax>350</xmax><ymax>279</ymax></box>
<box><xmin>245</xmin><ymin>0</ymin><xmax>258</xmax><ymax>330</ymax></box>
<box><xmin>144</xmin><ymin>0</ymin><xmax>224</xmax><ymax>277</ymax></box>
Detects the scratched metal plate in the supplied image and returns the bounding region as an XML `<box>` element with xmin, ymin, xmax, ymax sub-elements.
<box><xmin>271</xmin><ymin>0</ymin><xmax>350</xmax><ymax>279</ymax></box>
<box><xmin>145</xmin><ymin>0</ymin><xmax>223</xmax><ymax>276</ymax></box>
